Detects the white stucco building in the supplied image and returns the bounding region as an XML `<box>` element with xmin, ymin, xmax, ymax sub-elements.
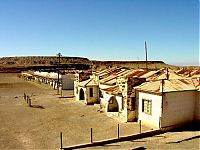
<box><xmin>134</xmin><ymin>79</ymin><xmax>200</xmax><ymax>130</ymax></box>
<box><xmin>74</xmin><ymin>78</ymin><xmax>99</xmax><ymax>104</ymax></box>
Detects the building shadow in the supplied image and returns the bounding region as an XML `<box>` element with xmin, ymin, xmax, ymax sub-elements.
<box><xmin>166</xmin><ymin>135</ymin><xmax>200</xmax><ymax>144</ymax></box>
<box><xmin>30</xmin><ymin>105</ymin><xmax>45</xmax><ymax>109</ymax></box>
<box><xmin>131</xmin><ymin>146</ymin><xmax>147</xmax><ymax>150</ymax></box>
<box><xmin>59</xmin><ymin>96</ymin><xmax>74</xmax><ymax>98</ymax></box>
<box><xmin>169</xmin><ymin>123</ymin><xmax>200</xmax><ymax>132</ymax></box>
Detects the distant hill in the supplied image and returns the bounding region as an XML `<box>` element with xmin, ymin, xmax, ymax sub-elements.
<box><xmin>91</xmin><ymin>60</ymin><xmax>170</xmax><ymax>70</ymax></box>
<box><xmin>0</xmin><ymin>56</ymin><xmax>91</xmax><ymax>72</ymax></box>
<box><xmin>0</xmin><ymin>56</ymin><xmax>91</xmax><ymax>66</ymax></box>
<box><xmin>0</xmin><ymin>56</ymin><xmax>197</xmax><ymax>73</ymax></box>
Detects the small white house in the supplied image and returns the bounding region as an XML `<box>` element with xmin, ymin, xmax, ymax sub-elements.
<box><xmin>74</xmin><ymin>78</ymin><xmax>99</xmax><ymax>104</ymax></box>
<box><xmin>134</xmin><ymin>79</ymin><xmax>199</xmax><ymax>130</ymax></box>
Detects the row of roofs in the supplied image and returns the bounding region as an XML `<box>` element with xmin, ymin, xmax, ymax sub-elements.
<box><xmin>75</xmin><ymin>67</ymin><xmax>200</xmax><ymax>101</ymax></box>
<box><xmin>76</xmin><ymin>67</ymin><xmax>200</xmax><ymax>97</ymax></box>
<box><xmin>85</xmin><ymin>67</ymin><xmax>200</xmax><ymax>88</ymax></box>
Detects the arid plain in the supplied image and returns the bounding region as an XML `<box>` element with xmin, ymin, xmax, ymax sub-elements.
<box><xmin>0</xmin><ymin>73</ymin><xmax>199</xmax><ymax>150</ymax></box>
<box><xmin>0</xmin><ymin>73</ymin><xmax>152</xmax><ymax>149</ymax></box>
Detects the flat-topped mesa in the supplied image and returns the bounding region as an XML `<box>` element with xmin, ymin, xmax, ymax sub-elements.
<box><xmin>91</xmin><ymin>60</ymin><xmax>167</xmax><ymax>70</ymax></box>
<box><xmin>92</xmin><ymin>60</ymin><xmax>164</xmax><ymax>65</ymax></box>
<box><xmin>0</xmin><ymin>56</ymin><xmax>91</xmax><ymax>66</ymax></box>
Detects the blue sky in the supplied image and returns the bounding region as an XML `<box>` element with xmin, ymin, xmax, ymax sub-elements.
<box><xmin>0</xmin><ymin>0</ymin><xmax>199</xmax><ymax>66</ymax></box>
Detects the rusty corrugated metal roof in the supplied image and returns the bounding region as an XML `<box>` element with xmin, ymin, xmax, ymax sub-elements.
<box><xmin>78</xmin><ymin>78</ymin><xmax>98</xmax><ymax>87</ymax></box>
<box><xmin>134</xmin><ymin>79</ymin><xmax>198</xmax><ymax>93</ymax></box>
<box><xmin>101</xmin><ymin>85</ymin><xmax>121</xmax><ymax>95</ymax></box>
<box><xmin>99</xmin><ymin>68</ymin><xmax>130</xmax><ymax>84</ymax></box>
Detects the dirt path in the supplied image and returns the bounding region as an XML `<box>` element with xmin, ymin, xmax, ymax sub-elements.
<box><xmin>0</xmin><ymin>73</ymin><xmax>150</xmax><ymax>149</ymax></box>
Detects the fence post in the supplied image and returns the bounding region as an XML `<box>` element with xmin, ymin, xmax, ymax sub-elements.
<box><xmin>139</xmin><ymin>120</ymin><xmax>142</xmax><ymax>133</ymax></box>
<box><xmin>159</xmin><ymin>117</ymin><xmax>161</xmax><ymax>129</ymax></box>
<box><xmin>91</xmin><ymin>128</ymin><xmax>93</xmax><ymax>143</ymax></box>
<box><xmin>118</xmin><ymin>124</ymin><xmax>120</xmax><ymax>138</ymax></box>
<box><xmin>29</xmin><ymin>98</ymin><xmax>32</xmax><ymax>107</ymax></box>
<box><xmin>24</xmin><ymin>93</ymin><xmax>26</xmax><ymax>101</ymax></box>
<box><xmin>61</xmin><ymin>87</ymin><xmax>63</xmax><ymax>97</ymax></box>
<box><xmin>60</xmin><ymin>132</ymin><xmax>63</xmax><ymax>149</ymax></box>
<box><xmin>26</xmin><ymin>96</ymin><xmax>29</xmax><ymax>103</ymax></box>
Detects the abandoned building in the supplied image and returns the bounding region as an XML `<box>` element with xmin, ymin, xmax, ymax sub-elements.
<box><xmin>22</xmin><ymin>66</ymin><xmax>200</xmax><ymax>130</ymax></box>
<box><xmin>134</xmin><ymin>78</ymin><xmax>200</xmax><ymax>130</ymax></box>
<box><xmin>74</xmin><ymin>78</ymin><xmax>99</xmax><ymax>104</ymax></box>
<box><xmin>21</xmin><ymin>71</ymin><xmax>75</xmax><ymax>90</ymax></box>
<box><xmin>74</xmin><ymin>67</ymin><xmax>200</xmax><ymax>127</ymax></box>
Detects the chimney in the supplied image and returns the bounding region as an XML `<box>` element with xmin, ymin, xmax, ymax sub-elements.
<box><xmin>166</xmin><ymin>68</ymin><xmax>169</xmax><ymax>80</ymax></box>
<box><xmin>160</xmin><ymin>79</ymin><xmax>165</xmax><ymax>93</ymax></box>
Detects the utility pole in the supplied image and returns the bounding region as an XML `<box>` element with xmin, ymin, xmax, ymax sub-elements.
<box><xmin>57</xmin><ymin>52</ymin><xmax>61</xmax><ymax>95</ymax></box>
<box><xmin>145</xmin><ymin>41</ymin><xmax>148</xmax><ymax>69</ymax></box>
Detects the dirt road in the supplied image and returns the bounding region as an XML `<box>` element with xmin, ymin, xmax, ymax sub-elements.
<box><xmin>0</xmin><ymin>73</ymin><xmax>150</xmax><ymax>149</ymax></box>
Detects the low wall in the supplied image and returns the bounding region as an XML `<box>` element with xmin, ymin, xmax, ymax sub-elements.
<box><xmin>62</xmin><ymin>129</ymin><xmax>162</xmax><ymax>149</ymax></box>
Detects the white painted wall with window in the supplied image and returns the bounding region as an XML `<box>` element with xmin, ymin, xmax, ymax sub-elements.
<box><xmin>138</xmin><ymin>92</ymin><xmax>162</xmax><ymax>129</ymax></box>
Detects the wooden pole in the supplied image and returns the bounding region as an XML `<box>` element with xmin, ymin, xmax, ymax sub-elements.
<box><xmin>26</xmin><ymin>96</ymin><xmax>29</xmax><ymax>103</ymax></box>
<box><xmin>161</xmin><ymin>79</ymin><xmax>164</xmax><ymax>114</ymax></box>
<box><xmin>57</xmin><ymin>53</ymin><xmax>61</xmax><ymax>95</ymax></box>
<box><xmin>139</xmin><ymin>120</ymin><xmax>142</xmax><ymax>133</ymax></box>
<box><xmin>60</xmin><ymin>132</ymin><xmax>63</xmax><ymax>149</ymax></box>
<box><xmin>145</xmin><ymin>41</ymin><xmax>148</xmax><ymax>69</ymax></box>
<box><xmin>61</xmin><ymin>85</ymin><xmax>63</xmax><ymax>98</ymax></box>
<box><xmin>24</xmin><ymin>93</ymin><xmax>26</xmax><ymax>101</ymax></box>
<box><xmin>118</xmin><ymin>124</ymin><xmax>120</xmax><ymax>138</ymax></box>
<box><xmin>29</xmin><ymin>98</ymin><xmax>32</xmax><ymax>107</ymax></box>
<box><xmin>159</xmin><ymin>117</ymin><xmax>161</xmax><ymax>129</ymax></box>
<box><xmin>91</xmin><ymin>128</ymin><xmax>93</xmax><ymax>143</ymax></box>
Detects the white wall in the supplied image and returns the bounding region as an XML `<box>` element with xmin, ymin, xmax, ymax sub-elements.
<box><xmin>138</xmin><ymin>92</ymin><xmax>162</xmax><ymax>129</ymax></box>
<box><xmin>100</xmin><ymin>92</ymin><xmax>127</xmax><ymax>121</ymax></box>
<box><xmin>74</xmin><ymin>81</ymin><xmax>79</xmax><ymax>101</ymax></box>
<box><xmin>100</xmin><ymin>92</ymin><xmax>123</xmax><ymax>111</ymax></box>
<box><xmin>74</xmin><ymin>83</ymin><xmax>99</xmax><ymax>105</ymax></box>
<box><xmin>162</xmin><ymin>91</ymin><xmax>196</xmax><ymax>128</ymax></box>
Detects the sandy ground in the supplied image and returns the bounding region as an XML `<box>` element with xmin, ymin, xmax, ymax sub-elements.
<box><xmin>0</xmin><ymin>73</ymin><xmax>151</xmax><ymax>149</ymax></box>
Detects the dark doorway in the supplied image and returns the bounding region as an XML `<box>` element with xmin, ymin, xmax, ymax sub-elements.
<box><xmin>79</xmin><ymin>88</ymin><xmax>85</xmax><ymax>100</ymax></box>
<box><xmin>108</xmin><ymin>96</ymin><xmax>119</xmax><ymax>112</ymax></box>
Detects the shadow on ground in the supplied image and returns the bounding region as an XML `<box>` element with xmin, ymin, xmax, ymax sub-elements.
<box><xmin>169</xmin><ymin>123</ymin><xmax>200</xmax><ymax>132</ymax></box>
<box><xmin>166</xmin><ymin>135</ymin><xmax>200</xmax><ymax>144</ymax></box>
<box><xmin>59</xmin><ymin>96</ymin><xmax>74</xmax><ymax>98</ymax></box>
<box><xmin>30</xmin><ymin>105</ymin><xmax>45</xmax><ymax>109</ymax></box>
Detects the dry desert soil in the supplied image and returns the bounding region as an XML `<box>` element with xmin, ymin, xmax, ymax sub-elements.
<box><xmin>0</xmin><ymin>73</ymin><xmax>199</xmax><ymax>150</ymax></box>
<box><xmin>0</xmin><ymin>73</ymin><xmax>150</xmax><ymax>149</ymax></box>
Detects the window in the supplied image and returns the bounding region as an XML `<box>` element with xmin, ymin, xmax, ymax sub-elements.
<box><xmin>142</xmin><ymin>99</ymin><xmax>152</xmax><ymax>115</ymax></box>
<box><xmin>89</xmin><ymin>88</ymin><xmax>93</xmax><ymax>97</ymax></box>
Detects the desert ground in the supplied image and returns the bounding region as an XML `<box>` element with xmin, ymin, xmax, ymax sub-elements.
<box><xmin>0</xmin><ymin>73</ymin><xmax>199</xmax><ymax>150</ymax></box>
<box><xmin>0</xmin><ymin>73</ymin><xmax>151</xmax><ymax>149</ymax></box>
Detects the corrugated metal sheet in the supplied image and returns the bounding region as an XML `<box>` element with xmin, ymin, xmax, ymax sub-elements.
<box><xmin>78</xmin><ymin>78</ymin><xmax>98</xmax><ymax>87</ymax></box>
<box><xmin>101</xmin><ymin>85</ymin><xmax>121</xmax><ymax>95</ymax></box>
<box><xmin>134</xmin><ymin>79</ymin><xmax>198</xmax><ymax>93</ymax></box>
<box><xmin>140</xmin><ymin>71</ymin><xmax>157</xmax><ymax>78</ymax></box>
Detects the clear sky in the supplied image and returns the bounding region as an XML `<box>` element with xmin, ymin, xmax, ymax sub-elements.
<box><xmin>0</xmin><ymin>0</ymin><xmax>199</xmax><ymax>66</ymax></box>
